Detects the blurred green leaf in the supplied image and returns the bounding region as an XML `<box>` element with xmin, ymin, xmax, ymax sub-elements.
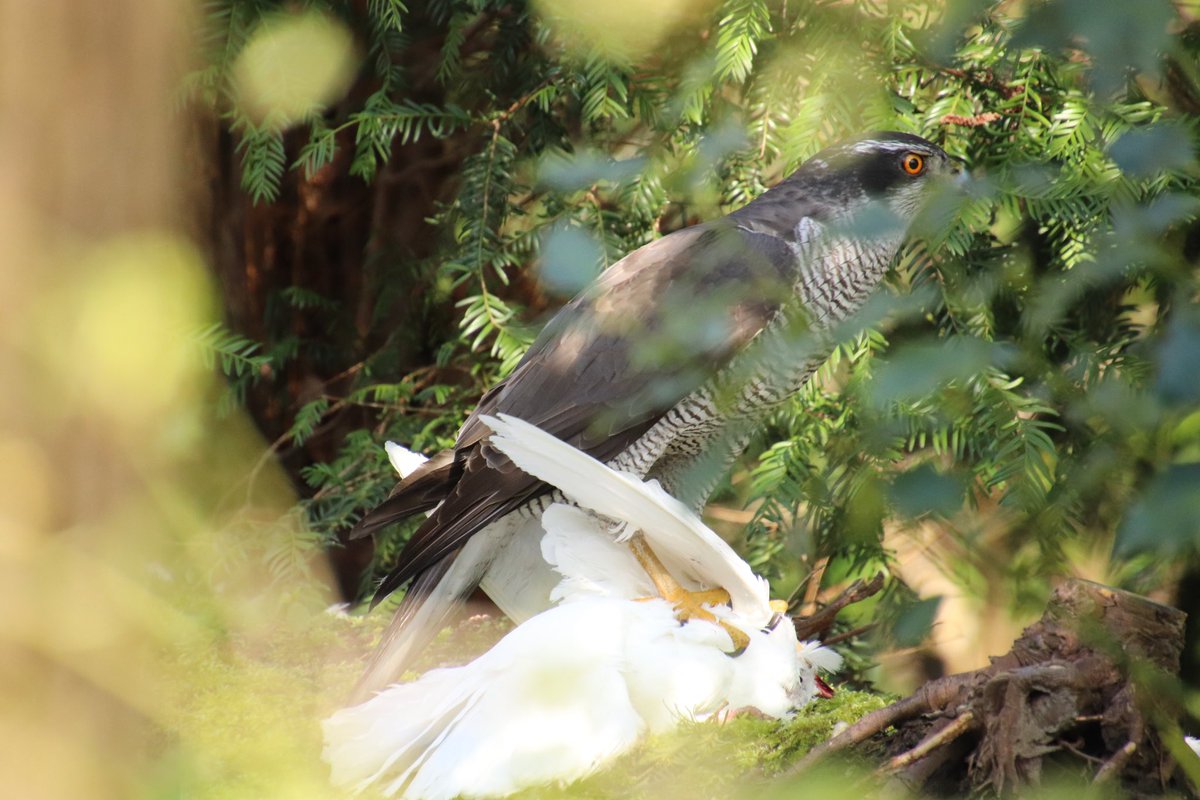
<box><xmin>1156</xmin><ymin>309</ymin><xmax>1200</xmax><ymax>406</ymax></box>
<box><xmin>869</xmin><ymin>337</ymin><xmax>998</xmax><ymax>408</ymax></box>
<box><xmin>892</xmin><ymin>595</ymin><xmax>942</xmax><ymax>648</ymax></box>
<box><xmin>539</xmin><ymin>151</ymin><xmax>646</xmax><ymax>192</ymax></box>
<box><xmin>538</xmin><ymin>223</ymin><xmax>605</xmax><ymax>297</ymax></box>
<box><xmin>1109</xmin><ymin>123</ymin><xmax>1196</xmax><ymax>178</ymax></box>
<box><xmin>1115</xmin><ymin>464</ymin><xmax>1200</xmax><ymax>556</ymax></box>
<box><xmin>1111</xmin><ymin>193</ymin><xmax>1200</xmax><ymax>238</ymax></box>
<box><xmin>1013</xmin><ymin>0</ymin><xmax>1175</xmax><ymax>93</ymax></box>
<box><xmin>888</xmin><ymin>464</ymin><xmax>967</xmax><ymax>519</ymax></box>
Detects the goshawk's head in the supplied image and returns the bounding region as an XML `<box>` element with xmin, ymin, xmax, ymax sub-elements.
<box><xmin>797</xmin><ymin>131</ymin><xmax>964</xmax><ymax>221</ymax></box>
<box><xmin>732</xmin><ymin>131</ymin><xmax>964</xmax><ymax>241</ymax></box>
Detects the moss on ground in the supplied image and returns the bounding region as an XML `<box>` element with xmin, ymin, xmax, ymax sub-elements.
<box><xmin>508</xmin><ymin>688</ymin><xmax>889</xmax><ymax>800</ymax></box>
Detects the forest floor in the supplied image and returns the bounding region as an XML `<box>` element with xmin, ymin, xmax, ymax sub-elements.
<box><xmin>154</xmin><ymin>582</ymin><xmax>1197</xmax><ymax>799</ymax></box>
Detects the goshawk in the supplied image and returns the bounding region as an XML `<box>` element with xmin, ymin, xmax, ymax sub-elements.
<box><xmin>350</xmin><ymin>131</ymin><xmax>962</xmax><ymax>698</ymax></box>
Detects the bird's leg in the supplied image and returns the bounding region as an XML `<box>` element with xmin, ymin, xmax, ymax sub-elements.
<box><xmin>626</xmin><ymin>533</ymin><xmax>749</xmax><ymax>651</ymax></box>
<box><xmin>627</xmin><ymin>533</ymin><xmax>726</xmax><ymax>614</ymax></box>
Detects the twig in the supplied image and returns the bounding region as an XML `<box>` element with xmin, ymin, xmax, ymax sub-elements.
<box><xmin>792</xmin><ymin>572</ymin><xmax>885</xmax><ymax>641</ymax></box>
<box><xmin>790</xmin><ymin>693</ymin><xmax>933</xmax><ymax>774</ymax></box>
<box><xmin>1093</xmin><ymin>741</ymin><xmax>1137</xmax><ymax>784</ymax></box>
<box><xmin>884</xmin><ymin>711</ymin><xmax>977</xmax><ymax>773</ymax></box>
<box><xmin>787</xmin><ymin>671</ymin><xmax>981</xmax><ymax>775</ymax></box>
<box><xmin>800</xmin><ymin>556</ymin><xmax>829</xmax><ymax>614</ymax></box>
<box><xmin>933</xmin><ymin>66</ymin><xmax>1022</xmax><ymax>99</ymax></box>
<box><xmin>1059</xmin><ymin>738</ymin><xmax>1105</xmax><ymax>765</ymax></box>
<box><xmin>894</xmin><ymin>734</ymin><xmax>967</xmax><ymax>791</ymax></box>
<box><xmin>784</xmin><ymin>563</ymin><xmax>814</xmax><ymax>608</ymax></box>
<box><xmin>822</xmin><ymin>622</ymin><xmax>878</xmax><ymax>647</ymax></box>
<box><xmin>493</xmin><ymin>72</ymin><xmax>560</xmax><ymax>125</ymax></box>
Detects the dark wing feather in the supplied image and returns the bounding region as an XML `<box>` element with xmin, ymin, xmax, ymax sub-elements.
<box><xmin>350</xmin><ymin>379</ymin><xmax>513</xmax><ymax>540</ymax></box>
<box><xmin>370</xmin><ymin>221</ymin><xmax>801</xmax><ymax>602</ymax></box>
<box><xmin>349</xmin><ymin>449</ymin><xmax>457</xmax><ymax>540</ymax></box>
<box><xmin>349</xmin><ymin>551</ymin><xmax>461</xmax><ymax>703</ymax></box>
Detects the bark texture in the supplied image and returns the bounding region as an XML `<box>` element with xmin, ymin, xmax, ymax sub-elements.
<box><xmin>793</xmin><ymin>579</ymin><xmax>1190</xmax><ymax>796</ymax></box>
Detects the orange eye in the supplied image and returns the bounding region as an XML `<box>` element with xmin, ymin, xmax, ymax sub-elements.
<box><xmin>902</xmin><ymin>153</ymin><xmax>925</xmax><ymax>175</ymax></box>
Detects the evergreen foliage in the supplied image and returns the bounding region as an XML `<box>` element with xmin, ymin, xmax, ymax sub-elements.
<box><xmin>193</xmin><ymin>321</ymin><xmax>273</xmax><ymax>415</ymax></box>
<box><xmin>194</xmin><ymin>0</ymin><xmax>1200</xmax><ymax>647</ymax></box>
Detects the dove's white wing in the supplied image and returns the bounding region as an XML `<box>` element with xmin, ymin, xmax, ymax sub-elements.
<box><xmin>325</xmin><ymin>600</ymin><xmax>647</xmax><ymax>799</ymax></box>
<box><xmin>481</xmin><ymin>413</ymin><xmax>770</xmax><ymax>623</ymax></box>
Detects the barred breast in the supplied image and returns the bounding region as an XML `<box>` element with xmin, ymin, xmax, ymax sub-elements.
<box><xmin>610</xmin><ymin>231</ymin><xmax>899</xmax><ymax>506</ymax></box>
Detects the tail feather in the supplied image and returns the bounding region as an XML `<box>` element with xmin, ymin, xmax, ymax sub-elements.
<box><xmin>325</xmin><ymin>666</ymin><xmax>481</xmax><ymax>794</ymax></box>
<box><xmin>350</xmin><ymin>449</ymin><xmax>457</xmax><ymax>541</ymax></box>
<box><xmin>349</xmin><ymin>552</ymin><xmax>473</xmax><ymax>704</ymax></box>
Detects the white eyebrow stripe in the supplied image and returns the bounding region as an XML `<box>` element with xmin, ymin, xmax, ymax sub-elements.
<box><xmin>849</xmin><ymin>139</ymin><xmax>925</xmax><ymax>154</ymax></box>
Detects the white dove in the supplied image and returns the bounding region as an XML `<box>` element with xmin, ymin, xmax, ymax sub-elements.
<box><xmin>323</xmin><ymin>414</ymin><xmax>841</xmax><ymax>799</ymax></box>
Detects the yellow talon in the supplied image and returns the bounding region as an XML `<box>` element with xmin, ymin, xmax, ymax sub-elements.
<box><xmin>690</xmin><ymin>588</ymin><xmax>734</xmax><ymax>607</ymax></box>
<box><xmin>769</xmin><ymin>599</ymin><xmax>790</xmax><ymax>614</ymax></box>
<box><xmin>626</xmin><ymin>533</ymin><xmax>749</xmax><ymax>651</ymax></box>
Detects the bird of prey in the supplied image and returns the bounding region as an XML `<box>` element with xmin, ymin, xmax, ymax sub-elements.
<box><xmin>349</xmin><ymin>131</ymin><xmax>961</xmax><ymax>698</ymax></box>
<box><xmin>324</xmin><ymin>416</ymin><xmax>841</xmax><ymax>799</ymax></box>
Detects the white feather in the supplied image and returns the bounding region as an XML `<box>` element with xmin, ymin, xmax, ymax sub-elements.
<box><xmin>385</xmin><ymin>441</ymin><xmax>429</xmax><ymax>479</ymax></box>
<box><xmin>354</xmin><ymin>520</ymin><xmax>515</xmax><ymax>700</ymax></box>
<box><xmin>480</xmin><ymin>413</ymin><xmax>770</xmax><ymax>624</ymax></box>
<box><xmin>798</xmin><ymin>639</ymin><xmax>844</xmax><ymax>674</ymax></box>
<box><xmin>538</xmin><ymin>505</ymin><xmax>653</xmax><ymax>602</ymax></box>
<box><xmin>478</xmin><ymin>515</ymin><xmax>561</xmax><ymax>623</ymax></box>
<box><xmin>325</xmin><ymin>600</ymin><xmax>646</xmax><ymax>799</ymax></box>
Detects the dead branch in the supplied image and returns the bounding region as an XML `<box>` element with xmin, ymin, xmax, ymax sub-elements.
<box><xmin>822</xmin><ymin>622</ymin><xmax>878</xmax><ymax>647</ymax></box>
<box><xmin>791</xmin><ymin>572</ymin><xmax>886</xmax><ymax>641</ymax></box>
<box><xmin>1094</xmin><ymin>741</ymin><xmax>1138</xmax><ymax>784</ymax></box>
<box><xmin>885</xmin><ymin>711</ymin><xmax>978</xmax><ymax>773</ymax></box>
<box><xmin>791</xmin><ymin>670</ymin><xmax>981</xmax><ymax>773</ymax></box>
